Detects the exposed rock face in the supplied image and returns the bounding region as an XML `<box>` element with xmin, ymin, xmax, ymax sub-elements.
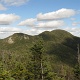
<box><xmin>24</xmin><ymin>35</ymin><xmax>29</xmax><ymax>40</ymax></box>
<box><xmin>8</xmin><ymin>37</ymin><xmax>14</xmax><ymax>44</ymax></box>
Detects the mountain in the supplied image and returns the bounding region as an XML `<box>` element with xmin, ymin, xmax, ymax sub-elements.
<box><xmin>0</xmin><ymin>29</ymin><xmax>80</xmax><ymax>80</ymax></box>
<box><xmin>0</xmin><ymin>29</ymin><xmax>79</xmax><ymax>65</ymax></box>
<box><xmin>39</xmin><ymin>29</ymin><xmax>79</xmax><ymax>66</ymax></box>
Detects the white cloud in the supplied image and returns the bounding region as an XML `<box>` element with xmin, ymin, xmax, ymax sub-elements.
<box><xmin>0</xmin><ymin>27</ymin><xmax>44</xmax><ymax>39</ymax></box>
<box><xmin>37</xmin><ymin>8</ymin><xmax>76</xmax><ymax>20</ymax></box>
<box><xmin>18</xmin><ymin>18</ymin><xmax>37</xmax><ymax>26</ymax></box>
<box><xmin>65</xmin><ymin>27</ymin><xmax>78</xmax><ymax>32</ymax></box>
<box><xmin>72</xmin><ymin>22</ymin><xmax>80</xmax><ymax>26</ymax></box>
<box><xmin>0</xmin><ymin>4</ymin><xmax>7</xmax><ymax>10</ymax></box>
<box><xmin>22</xmin><ymin>28</ymin><xmax>53</xmax><ymax>36</ymax></box>
<box><xmin>0</xmin><ymin>32</ymin><xmax>12</xmax><ymax>39</ymax></box>
<box><xmin>0</xmin><ymin>14</ymin><xmax>20</xmax><ymax>25</ymax></box>
<box><xmin>64</xmin><ymin>27</ymin><xmax>80</xmax><ymax>37</ymax></box>
<box><xmin>18</xmin><ymin>19</ymin><xmax>63</xmax><ymax>35</ymax></box>
<box><xmin>18</xmin><ymin>19</ymin><xmax>65</xmax><ymax>28</ymax></box>
<box><xmin>1</xmin><ymin>0</ymin><xmax>29</xmax><ymax>6</ymax></box>
<box><xmin>0</xmin><ymin>27</ymin><xmax>21</xmax><ymax>32</ymax></box>
<box><xmin>0</xmin><ymin>27</ymin><xmax>22</xmax><ymax>39</ymax></box>
<box><xmin>70</xmin><ymin>18</ymin><xmax>76</xmax><ymax>21</ymax></box>
<box><xmin>37</xmin><ymin>20</ymin><xmax>65</xmax><ymax>28</ymax></box>
<box><xmin>22</xmin><ymin>28</ymin><xmax>43</xmax><ymax>35</ymax></box>
<box><xmin>18</xmin><ymin>8</ymin><xmax>78</xmax><ymax>29</ymax></box>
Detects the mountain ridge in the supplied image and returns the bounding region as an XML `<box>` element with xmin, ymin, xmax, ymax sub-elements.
<box><xmin>0</xmin><ymin>29</ymin><xmax>79</xmax><ymax>65</ymax></box>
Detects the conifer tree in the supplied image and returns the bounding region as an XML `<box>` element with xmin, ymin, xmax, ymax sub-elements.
<box><xmin>31</xmin><ymin>39</ymin><xmax>44</xmax><ymax>80</ymax></box>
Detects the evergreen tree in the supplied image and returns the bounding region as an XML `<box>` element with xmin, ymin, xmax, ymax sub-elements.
<box><xmin>31</xmin><ymin>39</ymin><xmax>44</xmax><ymax>80</ymax></box>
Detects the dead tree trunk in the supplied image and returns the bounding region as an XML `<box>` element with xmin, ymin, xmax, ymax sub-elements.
<box><xmin>41</xmin><ymin>59</ymin><xmax>44</xmax><ymax>80</ymax></box>
<box><xmin>77</xmin><ymin>44</ymin><xmax>80</xmax><ymax>66</ymax></box>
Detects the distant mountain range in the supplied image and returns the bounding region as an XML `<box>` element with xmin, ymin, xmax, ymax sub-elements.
<box><xmin>0</xmin><ymin>29</ymin><xmax>80</xmax><ymax>80</ymax></box>
<box><xmin>0</xmin><ymin>29</ymin><xmax>80</xmax><ymax>66</ymax></box>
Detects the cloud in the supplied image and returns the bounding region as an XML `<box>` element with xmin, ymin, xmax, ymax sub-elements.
<box><xmin>18</xmin><ymin>8</ymin><xmax>77</xmax><ymax>28</ymax></box>
<box><xmin>0</xmin><ymin>27</ymin><xmax>44</xmax><ymax>39</ymax></box>
<box><xmin>0</xmin><ymin>14</ymin><xmax>20</xmax><ymax>25</ymax></box>
<box><xmin>72</xmin><ymin>22</ymin><xmax>80</xmax><ymax>26</ymax></box>
<box><xmin>18</xmin><ymin>18</ymin><xmax>65</xmax><ymax>28</ymax></box>
<box><xmin>0</xmin><ymin>27</ymin><xmax>21</xmax><ymax>32</ymax></box>
<box><xmin>18</xmin><ymin>18</ymin><xmax>37</xmax><ymax>26</ymax></box>
<box><xmin>64</xmin><ymin>27</ymin><xmax>80</xmax><ymax>37</ymax></box>
<box><xmin>17</xmin><ymin>8</ymin><xmax>80</xmax><ymax>37</ymax></box>
<box><xmin>0</xmin><ymin>27</ymin><xmax>22</xmax><ymax>39</ymax></box>
<box><xmin>0</xmin><ymin>4</ymin><xmax>7</xmax><ymax>10</ymax></box>
<box><xmin>22</xmin><ymin>28</ymin><xmax>43</xmax><ymax>35</ymax></box>
<box><xmin>65</xmin><ymin>27</ymin><xmax>78</xmax><ymax>32</ymax></box>
<box><xmin>37</xmin><ymin>20</ymin><xmax>65</xmax><ymax>28</ymax></box>
<box><xmin>1</xmin><ymin>0</ymin><xmax>29</xmax><ymax>6</ymax></box>
<box><xmin>37</xmin><ymin>8</ymin><xmax>76</xmax><ymax>20</ymax></box>
<box><xmin>70</xmin><ymin>18</ymin><xmax>76</xmax><ymax>21</ymax></box>
<box><xmin>22</xmin><ymin>28</ymin><xmax>53</xmax><ymax>36</ymax></box>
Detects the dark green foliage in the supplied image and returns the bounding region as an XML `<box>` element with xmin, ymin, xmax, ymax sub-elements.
<box><xmin>73</xmin><ymin>65</ymin><xmax>80</xmax><ymax>79</ymax></box>
<box><xmin>30</xmin><ymin>39</ymin><xmax>44</xmax><ymax>80</ymax></box>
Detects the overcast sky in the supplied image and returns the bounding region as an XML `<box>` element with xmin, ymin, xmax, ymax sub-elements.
<box><xmin>0</xmin><ymin>0</ymin><xmax>80</xmax><ymax>39</ymax></box>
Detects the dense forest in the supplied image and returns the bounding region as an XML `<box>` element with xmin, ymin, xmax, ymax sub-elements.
<box><xmin>0</xmin><ymin>29</ymin><xmax>80</xmax><ymax>80</ymax></box>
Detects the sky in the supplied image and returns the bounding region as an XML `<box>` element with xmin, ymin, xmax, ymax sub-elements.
<box><xmin>0</xmin><ymin>0</ymin><xmax>80</xmax><ymax>39</ymax></box>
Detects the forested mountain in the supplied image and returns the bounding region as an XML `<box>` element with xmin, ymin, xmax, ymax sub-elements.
<box><xmin>0</xmin><ymin>29</ymin><xmax>80</xmax><ymax>80</ymax></box>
